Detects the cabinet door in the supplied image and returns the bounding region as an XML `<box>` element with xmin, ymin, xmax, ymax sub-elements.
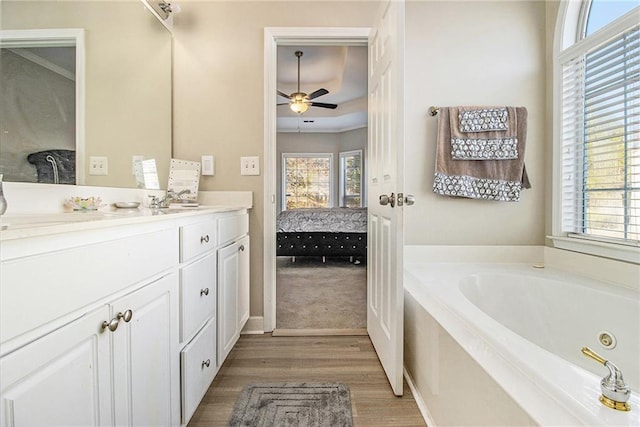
<box><xmin>111</xmin><ymin>273</ymin><xmax>179</xmax><ymax>427</ymax></box>
<box><xmin>0</xmin><ymin>306</ymin><xmax>112</xmax><ymax>427</ymax></box>
<box><xmin>217</xmin><ymin>242</ymin><xmax>239</xmax><ymax>366</ymax></box>
<box><xmin>237</xmin><ymin>235</ymin><xmax>250</xmax><ymax>331</ymax></box>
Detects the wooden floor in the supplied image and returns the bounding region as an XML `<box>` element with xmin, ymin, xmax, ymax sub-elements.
<box><xmin>188</xmin><ymin>334</ymin><xmax>426</xmax><ymax>426</ymax></box>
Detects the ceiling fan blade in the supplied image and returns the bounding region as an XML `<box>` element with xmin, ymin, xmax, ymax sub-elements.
<box><xmin>308</xmin><ymin>88</ymin><xmax>329</xmax><ymax>100</ymax></box>
<box><xmin>310</xmin><ymin>102</ymin><xmax>338</xmax><ymax>109</ymax></box>
<box><xmin>277</xmin><ymin>90</ymin><xmax>290</xmax><ymax>99</ymax></box>
<box><xmin>277</xmin><ymin>103</ymin><xmax>289</xmax><ymax>106</ymax></box>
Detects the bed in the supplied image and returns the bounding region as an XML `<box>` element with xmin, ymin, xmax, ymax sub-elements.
<box><xmin>276</xmin><ymin>207</ymin><xmax>367</xmax><ymax>261</ymax></box>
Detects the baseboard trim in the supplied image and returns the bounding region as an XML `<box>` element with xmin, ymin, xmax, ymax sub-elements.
<box><xmin>404</xmin><ymin>366</ymin><xmax>436</xmax><ymax>427</ymax></box>
<box><xmin>272</xmin><ymin>328</ymin><xmax>368</xmax><ymax>337</ymax></box>
<box><xmin>241</xmin><ymin>316</ymin><xmax>265</xmax><ymax>335</ymax></box>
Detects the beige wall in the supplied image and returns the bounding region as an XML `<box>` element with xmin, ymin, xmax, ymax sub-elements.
<box><xmin>403</xmin><ymin>0</ymin><xmax>547</xmax><ymax>246</ymax></box>
<box><xmin>545</xmin><ymin>1</ymin><xmax>561</xmax><ymax>241</ymax></box>
<box><xmin>171</xmin><ymin>2</ymin><xmax>379</xmax><ymax>319</ymax></box>
<box><xmin>173</xmin><ymin>0</ymin><xmax>551</xmax><ymax>320</ymax></box>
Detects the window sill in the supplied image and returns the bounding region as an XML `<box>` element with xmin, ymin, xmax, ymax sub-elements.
<box><xmin>548</xmin><ymin>235</ymin><xmax>640</xmax><ymax>264</ymax></box>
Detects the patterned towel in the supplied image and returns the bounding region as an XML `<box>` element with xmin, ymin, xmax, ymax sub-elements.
<box><xmin>449</xmin><ymin>106</ymin><xmax>518</xmax><ymax>160</ymax></box>
<box><xmin>433</xmin><ymin>107</ymin><xmax>530</xmax><ymax>202</ymax></box>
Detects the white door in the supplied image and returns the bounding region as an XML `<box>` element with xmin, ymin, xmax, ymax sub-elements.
<box><xmin>0</xmin><ymin>306</ymin><xmax>113</xmax><ymax>427</ymax></box>
<box><xmin>218</xmin><ymin>241</ymin><xmax>240</xmax><ymax>365</ymax></box>
<box><xmin>237</xmin><ymin>235</ymin><xmax>251</xmax><ymax>330</ymax></box>
<box><xmin>367</xmin><ymin>0</ymin><xmax>405</xmax><ymax>396</ymax></box>
<box><xmin>111</xmin><ymin>274</ymin><xmax>178</xmax><ymax>426</ymax></box>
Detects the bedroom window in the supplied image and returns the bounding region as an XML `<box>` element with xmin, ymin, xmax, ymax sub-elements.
<box><xmin>553</xmin><ymin>1</ymin><xmax>639</xmax><ymax>262</ymax></box>
<box><xmin>339</xmin><ymin>150</ymin><xmax>363</xmax><ymax>207</ymax></box>
<box><xmin>283</xmin><ymin>153</ymin><xmax>333</xmax><ymax>209</ymax></box>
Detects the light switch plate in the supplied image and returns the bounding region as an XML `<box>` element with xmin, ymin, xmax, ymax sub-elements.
<box><xmin>202</xmin><ymin>155</ymin><xmax>215</xmax><ymax>175</ymax></box>
<box><xmin>132</xmin><ymin>155</ymin><xmax>144</xmax><ymax>175</ymax></box>
<box><xmin>240</xmin><ymin>156</ymin><xmax>260</xmax><ymax>176</ymax></box>
<box><xmin>89</xmin><ymin>156</ymin><xmax>108</xmax><ymax>176</ymax></box>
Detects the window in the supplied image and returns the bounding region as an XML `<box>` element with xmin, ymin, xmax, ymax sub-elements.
<box><xmin>554</xmin><ymin>1</ymin><xmax>639</xmax><ymax>261</ymax></box>
<box><xmin>282</xmin><ymin>153</ymin><xmax>333</xmax><ymax>209</ymax></box>
<box><xmin>339</xmin><ymin>150</ymin><xmax>363</xmax><ymax>207</ymax></box>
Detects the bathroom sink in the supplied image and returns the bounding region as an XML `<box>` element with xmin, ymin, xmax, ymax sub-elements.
<box><xmin>0</xmin><ymin>212</ymin><xmax>120</xmax><ymax>230</ymax></box>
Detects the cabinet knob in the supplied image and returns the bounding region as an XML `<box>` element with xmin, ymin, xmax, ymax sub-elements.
<box><xmin>202</xmin><ymin>359</ymin><xmax>211</xmax><ymax>368</ymax></box>
<box><xmin>200</xmin><ymin>288</ymin><xmax>209</xmax><ymax>296</ymax></box>
<box><xmin>101</xmin><ymin>318</ymin><xmax>119</xmax><ymax>332</ymax></box>
<box><xmin>239</xmin><ymin>244</ymin><xmax>245</xmax><ymax>252</ymax></box>
<box><xmin>117</xmin><ymin>309</ymin><xmax>133</xmax><ymax>323</ymax></box>
<box><xmin>200</xmin><ymin>235</ymin><xmax>210</xmax><ymax>244</ymax></box>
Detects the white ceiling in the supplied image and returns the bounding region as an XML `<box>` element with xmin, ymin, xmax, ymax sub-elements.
<box><xmin>276</xmin><ymin>45</ymin><xmax>367</xmax><ymax>133</ymax></box>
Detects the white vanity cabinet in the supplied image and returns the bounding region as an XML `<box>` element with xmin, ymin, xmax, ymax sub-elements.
<box><xmin>0</xmin><ymin>206</ymin><xmax>250</xmax><ymax>427</ymax></box>
<box><xmin>0</xmin><ymin>222</ymin><xmax>181</xmax><ymax>427</ymax></box>
<box><xmin>217</xmin><ymin>213</ymin><xmax>250</xmax><ymax>366</ymax></box>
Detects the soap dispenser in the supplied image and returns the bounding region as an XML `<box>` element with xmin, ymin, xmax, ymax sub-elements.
<box><xmin>0</xmin><ymin>174</ymin><xmax>7</xmax><ymax>215</ymax></box>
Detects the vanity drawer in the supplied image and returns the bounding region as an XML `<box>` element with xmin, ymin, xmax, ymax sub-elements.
<box><xmin>181</xmin><ymin>318</ymin><xmax>217</xmax><ymax>424</ymax></box>
<box><xmin>180</xmin><ymin>252</ymin><xmax>216</xmax><ymax>344</ymax></box>
<box><xmin>217</xmin><ymin>213</ymin><xmax>248</xmax><ymax>247</ymax></box>
<box><xmin>180</xmin><ymin>219</ymin><xmax>217</xmax><ymax>262</ymax></box>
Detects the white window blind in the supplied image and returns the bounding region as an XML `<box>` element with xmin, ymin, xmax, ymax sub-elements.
<box><xmin>560</xmin><ymin>22</ymin><xmax>640</xmax><ymax>244</ymax></box>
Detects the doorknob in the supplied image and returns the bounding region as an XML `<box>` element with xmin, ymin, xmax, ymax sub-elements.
<box><xmin>379</xmin><ymin>193</ymin><xmax>395</xmax><ymax>207</ymax></box>
<box><xmin>397</xmin><ymin>193</ymin><xmax>415</xmax><ymax>207</ymax></box>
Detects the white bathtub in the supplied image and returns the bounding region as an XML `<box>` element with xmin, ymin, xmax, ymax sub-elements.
<box><xmin>404</xmin><ymin>262</ymin><xmax>640</xmax><ymax>426</ymax></box>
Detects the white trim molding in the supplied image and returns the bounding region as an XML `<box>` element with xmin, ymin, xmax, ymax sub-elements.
<box><xmin>551</xmin><ymin>4</ymin><xmax>640</xmax><ymax>264</ymax></box>
<box><xmin>0</xmin><ymin>28</ymin><xmax>85</xmax><ymax>185</ymax></box>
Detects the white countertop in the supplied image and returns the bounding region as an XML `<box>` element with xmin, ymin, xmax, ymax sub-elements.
<box><xmin>0</xmin><ymin>205</ymin><xmax>245</xmax><ymax>241</ymax></box>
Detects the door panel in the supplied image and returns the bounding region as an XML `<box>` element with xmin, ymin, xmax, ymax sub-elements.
<box><xmin>112</xmin><ymin>274</ymin><xmax>178</xmax><ymax>426</ymax></box>
<box><xmin>0</xmin><ymin>307</ymin><xmax>112</xmax><ymax>427</ymax></box>
<box><xmin>367</xmin><ymin>0</ymin><xmax>405</xmax><ymax>396</ymax></box>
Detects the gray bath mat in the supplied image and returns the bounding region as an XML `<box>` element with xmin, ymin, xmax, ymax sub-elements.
<box><xmin>228</xmin><ymin>382</ymin><xmax>353</xmax><ymax>427</ymax></box>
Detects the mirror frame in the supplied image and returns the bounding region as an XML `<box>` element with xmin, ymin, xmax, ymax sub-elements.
<box><xmin>0</xmin><ymin>28</ymin><xmax>85</xmax><ymax>184</ymax></box>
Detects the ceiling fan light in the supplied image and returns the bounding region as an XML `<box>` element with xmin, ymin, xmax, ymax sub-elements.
<box><xmin>290</xmin><ymin>100</ymin><xmax>309</xmax><ymax>114</ymax></box>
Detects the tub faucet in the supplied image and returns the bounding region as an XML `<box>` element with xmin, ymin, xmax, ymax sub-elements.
<box><xmin>581</xmin><ymin>347</ymin><xmax>631</xmax><ymax>411</ymax></box>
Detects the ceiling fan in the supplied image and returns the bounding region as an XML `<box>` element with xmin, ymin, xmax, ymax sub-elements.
<box><xmin>277</xmin><ymin>51</ymin><xmax>338</xmax><ymax>114</ymax></box>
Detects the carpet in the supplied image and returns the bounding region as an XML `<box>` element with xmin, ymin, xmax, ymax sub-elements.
<box><xmin>276</xmin><ymin>257</ymin><xmax>366</xmax><ymax>329</ymax></box>
<box><xmin>228</xmin><ymin>383</ymin><xmax>353</xmax><ymax>427</ymax></box>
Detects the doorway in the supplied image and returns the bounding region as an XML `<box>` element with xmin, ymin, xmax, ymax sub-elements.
<box><xmin>263</xmin><ymin>28</ymin><xmax>371</xmax><ymax>333</ymax></box>
<box><xmin>264</xmin><ymin>1</ymin><xmax>406</xmax><ymax>395</ymax></box>
<box><xmin>273</xmin><ymin>44</ymin><xmax>368</xmax><ymax>334</ymax></box>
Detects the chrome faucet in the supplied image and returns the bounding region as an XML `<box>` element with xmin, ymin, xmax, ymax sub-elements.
<box><xmin>582</xmin><ymin>347</ymin><xmax>631</xmax><ymax>411</ymax></box>
<box><xmin>148</xmin><ymin>189</ymin><xmax>191</xmax><ymax>209</ymax></box>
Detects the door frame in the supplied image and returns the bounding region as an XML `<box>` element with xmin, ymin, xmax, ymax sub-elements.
<box><xmin>263</xmin><ymin>27</ymin><xmax>370</xmax><ymax>332</ymax></box>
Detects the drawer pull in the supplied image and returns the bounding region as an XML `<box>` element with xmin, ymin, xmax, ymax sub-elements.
<box><xmin>117</xmin><ymin>309</ymin><xmax>133</xmax><ymax>323</ymax></box>
<box><xmin>200</xmin><ymin>235</ymin><xmax>210</xmax><ymax>244</ymax></box>
<box><xmin>239</xmin><ymin>244</ymin><xmax>245</xmax><ymax>252</ymax></box>
<box><xmin>101</xmin><ymin>318</ymin><xmax>119</xmax><ymax>332</ymax></box>
<box><xmin>200</xmin><ymin>288</ymin><xmax>210</xmax><ymax>296</ymax></box>
<box><xmin>202</xmin><ymin>359</ymin><xmax>211</xmax><ymax>368</ymax></box>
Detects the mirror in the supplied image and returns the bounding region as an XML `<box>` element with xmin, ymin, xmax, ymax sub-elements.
<box><xmin>0</xmin><ymin>0</ymin><xmax>172</xmax><ymax>188</ymax></box>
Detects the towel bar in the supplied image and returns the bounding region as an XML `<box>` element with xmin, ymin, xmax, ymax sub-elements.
<box><xmin>429</xmin><ymin>106</ymin><xmax>439</xmax><ymax>116</ymax></box>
